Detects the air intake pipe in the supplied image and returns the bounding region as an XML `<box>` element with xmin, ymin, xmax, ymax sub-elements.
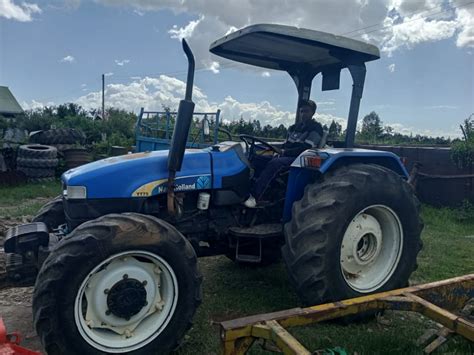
<box><xmin>167</xmin><ymin>39</ymin><xmax>195</xmax><ymax>215</ymax></box>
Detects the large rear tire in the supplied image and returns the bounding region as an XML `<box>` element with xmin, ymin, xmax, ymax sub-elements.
<box><xmin>33</xmin><ymin>213</ymin><xmax>202</xmax><ymax>355</ymax></box>
<box><xmin>282</xmin><ymin>164</ymin><xmax>423</xmax><ymax>306</ymax></box>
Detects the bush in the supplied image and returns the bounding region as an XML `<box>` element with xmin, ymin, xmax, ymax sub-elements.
<box><xmin>451</xmin><ymin>115</ymin><xmax>474</xmax><ymax>169</ymax></box>
<box><xmin>455</xmin><ymin>200</ymin><xmax>474</xmax><ymax>222</ymax></box>
<box><xmin>451</xmin><ymin>140</ymin><xmax>474</xmax><ymax>169</ymax></box>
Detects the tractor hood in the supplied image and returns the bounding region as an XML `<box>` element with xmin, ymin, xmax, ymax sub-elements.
<box><xmin>62</xmin><ymin>150</ymin><xmax>212</xmax><ymax>199</ymax></box>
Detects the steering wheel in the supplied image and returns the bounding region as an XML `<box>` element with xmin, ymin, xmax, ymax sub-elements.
<box><xmin>239</xmin><ymin>134</ymin><xmax>282</xmax><ymax>160</ymax></box>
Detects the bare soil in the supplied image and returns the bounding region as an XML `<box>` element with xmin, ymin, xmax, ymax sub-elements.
<box><xmin>0</xmin><ymin>286</ymin><xmax>43</xmax><ymax>352</ymax></box>
<box><xmin>0</xmin><ymin>213</ymin><xmax>41</xmax><ymax>352</ymax></box>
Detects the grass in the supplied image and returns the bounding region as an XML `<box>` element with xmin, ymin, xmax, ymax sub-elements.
<box><xmin>0</xmin><ymin>180</ymin><xmax>61</xmax><ymax>218</ymax></box>
<box><xmin>181</xmin><ymin>206</ymin><xmax>474</xmax><ymax>355</ymax></box>
<box><xmin>0</xmin><ymin>184</ymin><xmax>472</xmax><ymax>354</ymax></box>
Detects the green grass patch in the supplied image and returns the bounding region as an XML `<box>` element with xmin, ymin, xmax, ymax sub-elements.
<box><xmin>1</xmin><ymin>187</ymin><xmax>473</xmax><ymax>354</ymax></box>
<box><xmin>0</xmin><ymin>180</ymin><xmax>61</xmax><ymax>218</ymax></box>
<box><xmin>412</xmin><ymin>205</ymin><xmax>474</xmax><ymax>283</ymax></box>
<box><xmin>179</xmin><ymin>205</ymin><xmax>474</xmax><ymax>354</ymax></box>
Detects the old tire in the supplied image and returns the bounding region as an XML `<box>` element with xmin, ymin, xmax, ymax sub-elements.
<box><xmin>18</xmin><ymin>145</ymin><xmax>57</xmax><ymax>159</ymax></box>
<box><xmin>282</xmin><ymin>164</ymin><xmax>423</xmax><ymax>306</ymax></box>
<box><xmin>17</xmin><ymin>167</ymin><xmax>55</xmax><ymax>178</ymax></box>
<box><xmin>32</xmin><ymin>195</ymin><xmax>65</xmax><ymax>231</ymax></box>
<box><xmin>33</xmin><ymin>213</ymin><xmax>202</xmax><ymax>355</ymax></box>
<box><xmin>30</xmin><ymin>128</ymin><xmax>85</xmax><ymax>145</ymax></box>
<box><xmin>17</xmin><ymin>157</ymin><xmax>59</xmax><ymax>168</ymax></box>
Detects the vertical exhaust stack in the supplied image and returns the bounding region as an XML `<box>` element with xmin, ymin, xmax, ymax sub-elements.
<box><xmin>167</xmin><ymin>39</ymin><xmax>196</xmax><ymax>215</ymax></box>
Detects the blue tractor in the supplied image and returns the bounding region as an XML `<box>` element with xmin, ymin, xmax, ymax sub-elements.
<box><xmin>4</xmin><ymin>24</ymin><xmax>422</xmax><ymax>354</ymax></box>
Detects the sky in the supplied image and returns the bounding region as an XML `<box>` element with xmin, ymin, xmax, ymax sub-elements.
<box><xmin>0</xmin><ymin>0</ymin><xmax>473</xmax><ymax>138</ymax></box>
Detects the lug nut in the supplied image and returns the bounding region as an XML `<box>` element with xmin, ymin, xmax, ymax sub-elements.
<box><xmin>142</xmin><ymin>280</ymin><xmax>147</xmax><ymax>286</ymax></box>
<box><xmin>104</xmin><ymin>289</ymin><xmax>109</xmax><ymax>294</ymax></box>
<box><xmin>123</xmin><ymin>274</ymin><xmax>129</xmax><ymax>279</ymax></box>
<box><xmin>105</xmin><ymin>310</ymin><xmax>111</xmax><ymax>316</ymax></box>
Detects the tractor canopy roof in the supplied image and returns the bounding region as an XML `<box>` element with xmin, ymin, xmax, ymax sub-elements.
<box><xmin>209</xmin><ymin>24</ymin><xmax>380</xmax><ymax>74</ymax></box>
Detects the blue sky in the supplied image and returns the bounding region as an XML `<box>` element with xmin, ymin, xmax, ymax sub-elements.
<box><xmin>0</xmin><ymin>0</ymin><xmax>473</xmax><ymax>137</ymax></box>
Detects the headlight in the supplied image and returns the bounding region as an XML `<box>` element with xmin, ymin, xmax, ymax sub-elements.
<box><xmin>64</xmin><ymin>185</ymin><xmax>87</xmax><ymax>199</ymax></box>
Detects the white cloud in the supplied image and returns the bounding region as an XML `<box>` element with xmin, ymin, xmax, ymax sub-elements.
<box><xmin>388</xmin><ymin>63</ymin><xmax>396</xmax><ymax>72</ymax></box>
<box><xmin>389</xmin><ymin>122</ymin><xmax>461</xmax><ymax>138</ymax></box>
<box><xmin>73</xmin><ymin>74</ymin><xmax>342</xmax><ymax>127</ymax></box>
<box><xmin>60</xmin><ymin>55</ymin><xmax>75</xmax><ymax>63</ymax></box>
<box><xmin>424</xmin><ymin>105</ymin><xmax>459</xmax><ymax>109</ymax></box>
<box><xmin>95</xmin><ymin>0</ymin><xmax>474</xmax><ymax>69</ymax></box>
<box><xmin>115</xmin><ymin>59</ymin><xmax>130</xmax><ymax>66</ymax></box>
<box><xmin>261</xmin><ymin>71</ymin><xmax>271</xmax><ymax>78</ymax></box>
<box><xmin>21</xmin><ymin>99</ymin><xmax>55</xmax><ymax>110</ymax></box>
<box><xmin>317</xmin><ymin>100</ymin><xmax>336</xmax><ymax>106</ymax></box>
<box><xmin>104</xmin><ymin>72</ymin><xmax>114</xmax><ymax>76</ymax></box>
<box><xmin>455</xmin><ymin>6</ymin><xmax>474</xmax><ymax>48</ymax></box>
<box><xmin>133</xmin><ymin>9</ymin><xmax>144</xmax><ymax>16</ymax></box>
<box><xmin>208</xmin><ymin>61</ymin><xmax>220</xmax><ymax>74</ymax></box>
<box><xmin>0</xmin><ymin>0</ymin><xmax>41</xmax><ymax>22</ymax></box>
<box><xmin>81</xmin><ymin>83</ymin><xmax>87</xmax><ymax>87</ymax></box>
<box><xmin>378</xmin><ymin>13</ymin><xmax>459</xmax><ymax>56</ymax></box>
<box><xmin>168</xmin><ymin>16</ymin><xmax>203</xmax><ymax>40</ymax></box>
<box><xmin>26</xmin><ymin>73</ymin><xmax>457</xmax><ymax>138</ymax></box>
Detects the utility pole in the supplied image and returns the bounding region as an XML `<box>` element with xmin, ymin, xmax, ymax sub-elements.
<box><xmin>102</xmin><ymin>73</ymin><xmax>105</xmax><ymax>119</ymax></box>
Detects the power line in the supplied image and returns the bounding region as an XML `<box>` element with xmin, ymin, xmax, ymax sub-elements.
<box><xmin>110</xmin><ymin>1</ymin><xmax>474</xmax><ymax>80</ymax></box>
<box><xmin>346</xmin><ymin>1</ymin><xmax>474</xmax><ymax>39</ymax></box>
<box><xmin>340</xmin><ymin>1</ymin><xmax>454</xmax><ymax>36</ymax></box>
<box><xmin>31</xmin><ymin>1</ymin><xmax>474</xmax><ymax>104</ymax></box>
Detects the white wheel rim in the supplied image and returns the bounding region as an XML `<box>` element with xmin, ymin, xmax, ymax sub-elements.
<box><xmin>74</xmin><ymin>250</ymin><xmax>178</xmax><ymax>353</ymax></box>
<box><xmin>340</xmin><ymin>205</ymin><xmax>403</xmax><ymax>293</ymax></box>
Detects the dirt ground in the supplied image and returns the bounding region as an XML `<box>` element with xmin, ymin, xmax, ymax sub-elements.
<box><xmin>0</xmin><ymin>286</ymin><xmax>42</xmax><ymax>352</ymax></box>
<box><xmin>0</xmin><ymin>215</ymin><xmax>43</xmax><ymax>352</ymax></box>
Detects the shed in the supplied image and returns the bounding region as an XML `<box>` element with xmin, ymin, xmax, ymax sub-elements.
<box><xmin>0</xmin><ymin>86</ymin><xmax>23</xmax><ymax>117</ymax></box>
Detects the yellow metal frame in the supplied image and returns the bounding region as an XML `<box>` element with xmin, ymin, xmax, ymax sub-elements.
<box><xmin>220</xmin><ymin>274</ymin><xmax>474</xmax><ymax>354</ymax></box>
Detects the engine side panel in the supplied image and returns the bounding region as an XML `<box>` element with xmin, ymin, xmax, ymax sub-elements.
<box><xmin>62</xmin><ymin>150</ymin><xmax>212</xmax><ymax>198</ymax></box>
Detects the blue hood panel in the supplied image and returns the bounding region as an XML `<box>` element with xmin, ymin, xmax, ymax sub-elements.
<box><xmin>62</xmin><ymin>150</ymin><xmax>212</xmax><ymax>199</ymax></box>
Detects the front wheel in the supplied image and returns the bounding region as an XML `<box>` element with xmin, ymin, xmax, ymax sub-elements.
<box><xmin>33</xmin><ymin>213</ymin><xmax>202</xmax><ymax>354</ymax></box>
<box><xmin>32</xmin><ymin>195</ymin><xmax>65</xmax><ymax>231</ymax></box>
<box><xmin>282</xmin><ymin>164</ymin><xmax>423</xmax><ymax>306</ymax></box>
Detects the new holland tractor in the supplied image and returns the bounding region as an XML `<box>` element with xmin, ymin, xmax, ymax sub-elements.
<box><xmin>4</xmin><ymin>24</ymin><xmax>422</xmax><ymax>354</ymax></box>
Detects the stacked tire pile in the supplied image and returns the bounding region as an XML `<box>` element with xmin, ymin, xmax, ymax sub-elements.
<box><xmin>17</xmin><ymin>145</ymin><xmax>58</xmax><ymax>182</ymax></box>
<box><xmin>29</xmin><ymin>128</ymin><xmax>92</xmax><ymax>172</ymax></box>
<box><xmin>30</xmin><ymin>128</ymin><xmax>86</xmax><ymax>152</ymax></box>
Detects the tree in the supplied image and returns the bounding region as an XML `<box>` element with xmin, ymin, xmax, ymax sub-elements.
<box><xmin>359</xmin><ymin>111</ymin><xmax>384</xmax><ymax>143</ymax></box>
<box><xmin>451</xmin><ymin>114</ymin><xmax>474</xmax><ymax>169</ymax></box>
<box><xmin>328</xmin><ymin>120</ymin><xmax>342</xmax><ymax>140</ymax></box>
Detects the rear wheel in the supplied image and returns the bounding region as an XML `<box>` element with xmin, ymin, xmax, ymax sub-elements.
<box><xmin>282</xmin><ymin>164</ymin><xmax>423</xmax><ymax>306</ymax></box>
<box><xmin>33</xmin><ymin>213</ymin><xmax>202</xmax><ymax>354</ymax></box>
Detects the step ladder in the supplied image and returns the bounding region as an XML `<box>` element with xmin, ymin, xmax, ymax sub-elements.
<box><xmin>229</xmin><ymin>224</ymin><xmax>282</xmax><ymax>263</ymax></box>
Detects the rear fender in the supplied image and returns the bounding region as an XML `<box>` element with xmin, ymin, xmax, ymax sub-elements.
<box><xmin>282</xmin><ymin>149</ymin><xmax>408</xmax><ymax>222</ymax></box>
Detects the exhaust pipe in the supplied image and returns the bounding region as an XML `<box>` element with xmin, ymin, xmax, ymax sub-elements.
<box><xmin>167</xmin><ymin>39</ymin><xmax>196</xmax><ymax>215</ymax></box>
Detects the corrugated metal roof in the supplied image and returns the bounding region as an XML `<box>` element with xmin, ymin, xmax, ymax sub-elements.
<box><xmin>0</xmin><ymin>86</ymin><xmax>23</xmax><ymax>115</ymax></box>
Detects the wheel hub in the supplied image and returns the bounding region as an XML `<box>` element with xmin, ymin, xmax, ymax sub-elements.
<box><xmin>356</xmin><ymin>233</ymin><xmax>379</xmax><ymax>263</ymax></box>
<box><xmin>75</xmin><ymin>251</ymin><xmax>179</xmax><ymax>353</ymax></box>
<box><xmin>107</xmin><ymin>278</ymin><xmax>147</xmax><ymax>319</ymax></box>
<box><xmin>340</xmin><ymin>205</ymin><xmax>403</xmax><ymax>293</ymax></box>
